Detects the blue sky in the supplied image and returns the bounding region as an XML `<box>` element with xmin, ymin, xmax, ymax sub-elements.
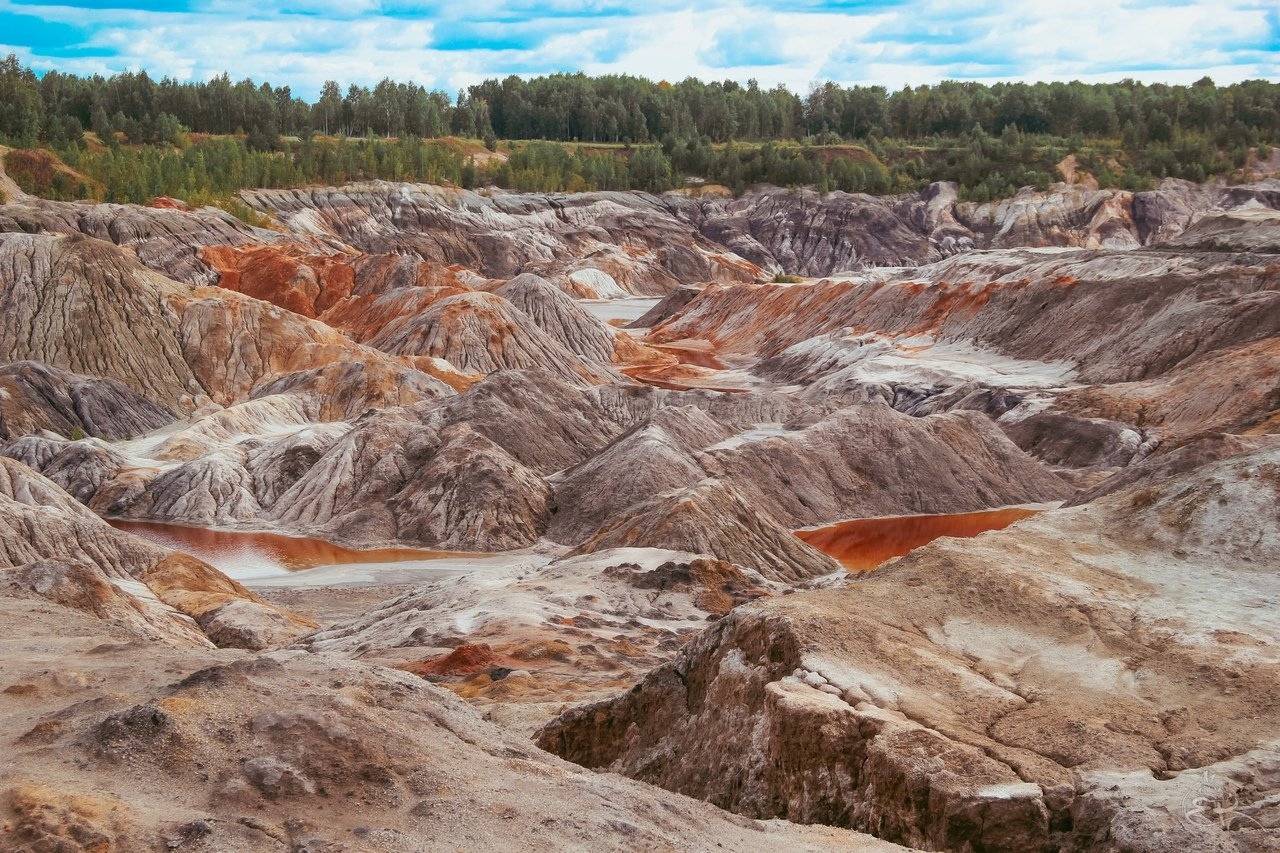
<box><xmin>1</xmin><ymin>0</ymin><xmax>1276</xmax><ymax>98</ymax></box>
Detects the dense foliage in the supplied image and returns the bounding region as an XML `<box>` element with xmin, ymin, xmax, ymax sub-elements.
<box><xmin>2</xmin><ymin>54</ymin><xmax>1276</xmax><ymax>202</ymax></box>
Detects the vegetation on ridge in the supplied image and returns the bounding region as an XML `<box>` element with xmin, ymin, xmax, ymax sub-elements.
<box><xmin>2</xmin><ymin>53</ymin><xmax>1277</xmax><ymax>204</ymax></box>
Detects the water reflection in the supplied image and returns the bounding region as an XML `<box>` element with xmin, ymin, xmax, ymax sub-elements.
<box><xmin>796</xmin><ymin>507</ymin><xmax>1040</xmax><ymax>572</ymax></box>
<box><xmin>108</xmin><ymin>519</ymin><xmax>469</xmax><ymax>581</ymax></box>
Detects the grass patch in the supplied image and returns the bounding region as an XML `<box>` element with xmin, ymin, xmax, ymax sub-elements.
<box><xmin>3</xmin><ymin>149</ymin><xmax>102</xmax><ymax>201</ymax></box>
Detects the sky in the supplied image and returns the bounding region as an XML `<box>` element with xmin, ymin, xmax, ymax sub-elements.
<box><xmin>1</xmin><ymin>0</ymin><xmax>1277</xmax><ymax>99</ymax></box>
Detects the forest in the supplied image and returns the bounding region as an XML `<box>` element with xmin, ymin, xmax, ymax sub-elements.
<box><xmin>1</xmin><ymin>53</ymin><xmax>1276</xmax><ymax>206</ymax></box>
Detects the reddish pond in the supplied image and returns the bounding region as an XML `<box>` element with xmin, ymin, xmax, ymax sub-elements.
<box><xmin>796</xmin><ymin>507</ymin><xmax>1041</xmax><ymax>572</ymax></box>
<box><xmin>650</xmin><ymin>341</ymin><xmax>729</xmax><ymax>370</ymax></box>
<box><xmin>108</xmin><ymin>519</ymin><xmax>467</xmax><ymax>579</ymax></box>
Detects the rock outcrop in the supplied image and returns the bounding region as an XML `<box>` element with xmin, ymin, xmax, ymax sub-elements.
<box><xmin>6</xmin><ymin>175</ymin><xmax>1275</xmax><ymax>295</ymax></box>
<box><xmin>546</xmin><ymin>406</ymin><xmax>736</xmax><ymax>545</ymax></box>
<box><xmin>0</xmin><ymin>596</ymin><xmax>902</xmax><ymax>852</ymax></box>
<box><xmin>577</xmin><ymin>477</ymin><xmax>839</xmax><ymax>582</ymax></box>
<box><xmin>261</xmin><ymin>404</ymin><xmax>551</xmax><ymax>550</ymax></box>
<box><xmin>357</xmin><ymin>290</ymin><xmax>622</xmax><ymax>385</ymax></box>
<box><xmin>1165</xmin><ymin>206</ymin><xmax>1280</xmax><ymax>253</ymax></box>
<box><xmin>0</xmin><ymin>232</ymin><xmax>455</xmax><ymax>417</ymax></box>
<box><xmin>0</xmin><ymin>361</ymin><xmax>175</xmax><ymax>440</ymax></box>
<box><xmin>243</xmin><ymin>182</ymin><xmax>764</xmax><ymax>294</ymax></box>
<box><xmin>539</xmin><ymin>449</ymin><xmax>1280</xmax><ymax>852</ymax></box>
<box><xmin>666</xmin><ymin>177</ymin><xmax>1280</xmax><ymax>274</ymax></box>
<box><xmin>198</xmin><ymin>243</ymin><xmax>356</xmax><ymax>318</ymax></box>
<box><xmin>696</xmin><ymin>403</ymin><xmax>1071</xmax><ymax>527</ymax></box>
<box><xmin>386</xmin><ymin>424</ymin><xmax>552</xmax><ymax>550</ymax></box>
<box><xmin>671</xmin><ymin>185</ymin><xmax>936</xmax><ymax>274</ymax></box>
<box><xmin>954</xmin><ymin>183</ymin><xmax>1141</xmax><ymax>250</ymax></box>
<box><xmin>493</xmin><ymin>273</ymin><xmax>649</xmax><ymax>364</ymax></box>
<box><xmin>0</xmin><ymin>232</ymin><xmax>206</xmax><ymax>408</ymax></box>
<box><xmin>651</xmin><ymin>249</ymin><xmax>1280</xmax><ymax>385</ymax></box>
<box><xmin>5</xmin><ymin>556</ymin><xmax>211</xmax><ymax>649</ymax></box>
<box><xmin>628</xmin><ymin>283</ymin><xmax>704</xmax><ymax>328</ymax></box>
<box><xmin>548</xmin><ymin>401</ymin><xmax>1069</xmax><ymax>576</ymax></box>
<box><xmin>0</xmin><ymin>194</ymin><xmax>280</xmax><ymax>285</ymax></box>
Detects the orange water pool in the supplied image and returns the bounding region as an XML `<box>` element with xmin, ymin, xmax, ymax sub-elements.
<box><xmin>108</xmin><ymin>519</ymin><xmax>468</xmax><ymax>574</ymax></box>
<box><xmin>796</xmin><ymin>507</ymin><xmax>1040</xmax><ymax>572</ymax></box>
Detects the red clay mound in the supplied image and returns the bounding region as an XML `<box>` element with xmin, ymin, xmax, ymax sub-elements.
<box><xmin>200</xmin><ymin>244</ymin><xmax>355</xmax><ymax>318</ymax></box>
<box><xmin>400</xmin><ymin>643</ymin><xmax>519</xmax><ymax>678</ymax></box>
<box><xmin>148</xmin><ymin>196</ymin><xmax>190</xmax><ymax>211</ymax></box>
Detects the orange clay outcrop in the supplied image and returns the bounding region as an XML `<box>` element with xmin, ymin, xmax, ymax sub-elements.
<box><xmin>199</xmin><ymin>244</ymin><xmax>356</xmax><ymax>318</ymax></box>
<box><xmin>794</xmin><ymin>507</ymin><xmax>1040</xmax><ymax>572</ymax></box>
<box><xmin>0</xmin><ymin>232</ymin><xmax>456</xmax><ymax>416</ymax></box>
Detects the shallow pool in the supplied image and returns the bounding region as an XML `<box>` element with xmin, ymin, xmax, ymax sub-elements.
<box><xmin>105</xmin><ymin>519</ymin><xmax>538</xmax><ymax>586</ymax></box>
<box><xmin>796</xmin><ymin>507</ymin><xmax>1041</xmax><ymax>572</ymax></box>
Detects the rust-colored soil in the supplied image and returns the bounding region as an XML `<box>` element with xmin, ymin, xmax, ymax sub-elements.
<box><xmin>797</xmin><ymin>507</ymin><xmax>1040</xmax><ymax>572</ymax></box>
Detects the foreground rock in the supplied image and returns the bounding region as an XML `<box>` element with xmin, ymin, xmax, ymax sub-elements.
<box><xmin>539</xmin><ymin>449</ymin><xmax>1280</xmax><ymax>852</ymax></box>
<box><xmin>0</xmin><ymin>594</ymin><xmax>902</xmax><ymax>852</ymax></box>
<box><xmin>297</xmin><ymin>548</ymin><xmax>781</xmax><ymax>733</ymax></box>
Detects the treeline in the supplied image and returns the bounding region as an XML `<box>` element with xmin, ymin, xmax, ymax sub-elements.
<box><xmin>1</xmin><ymin>54</ymin><xmax>1277</xmax><ymax>204</ymax></box>
<box><xmin>43</xmin><ymin>136</ymin><xmax>466</xmax><ymax>204</ymax></box>
<box><xmin>8</xmin><ymin>135</ymin><xmax>895</xmax><ymax>207</ymax></box>
<box><xmin>4</xmin><ymin>124</ymin><xmax>1267</xmax><ymax>212</ymax></box>
<box><xmin>3</xmin><ymin>54</ymin><xmax>1277</xmax><ymax>152</ymax></box>
<box><xmin>490</xmin><ymin>139</ymin><xmax>895</xmax><ymax>195</ymax></box>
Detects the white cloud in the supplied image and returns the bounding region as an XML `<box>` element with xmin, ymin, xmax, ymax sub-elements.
<box><xmin>4</xmin><ymin>0</ymin><xmax>1276</xmax><ymax>98</ymax></box>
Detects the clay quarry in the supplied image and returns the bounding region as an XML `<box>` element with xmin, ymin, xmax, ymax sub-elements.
<box><xmin>0</xmin><ymin>164</ymin><xmax>1278</xmax><ymax>852</ymax></box>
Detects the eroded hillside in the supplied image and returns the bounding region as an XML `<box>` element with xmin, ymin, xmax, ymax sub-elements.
<box><xmin>0</xmin><ymin>172</ymin><xmax>1276</xmax><ymax>851</ymax></box>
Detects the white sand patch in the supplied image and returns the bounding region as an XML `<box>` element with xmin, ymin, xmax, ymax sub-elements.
<box><xmin>718</xmin><ymin>648</ymin><xmax>754</xmax><ymax>676</ymax></box>
<box><xmin>977</xmin><ymin>783</ymin><xmax>1043</xmax><ymax>800</ymax></box>
<box><xmin>569</xmin><ymin>269</ymin><xmax>629</xmax><ymax>299</ymax></box>
<box><xmin>932</xmin><ymin>619</ymin><xmax>1138</xmax><ymax>697</ymax></box>
<box><xmin>795</xmin><ymin>332</ymin><xmax>1079</xmax><ymax>393</ymax></box>
<box><xmin>280</xmin><ymin>208</ymin><xmax>333</xmax><ymax>238</ymax></box>
<box><xmin>578</xmin><ymin>297</ymin><xmax>661</xmax><ymax>323</ymax></box>
<box><xmin>109</xmin><ymin>577</ymin><xmax>164</xmax><ymax>603</ymax></box>
<box><xmin>704</xmin><ymin>423</ymin><xmax>790</xmax><ymax>452</ymax></box>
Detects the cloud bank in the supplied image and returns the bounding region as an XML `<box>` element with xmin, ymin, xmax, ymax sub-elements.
<box><xmin>1</xmin><ymin>0</ymin><xmax>1275</xmax><ymax>98</ymax></box>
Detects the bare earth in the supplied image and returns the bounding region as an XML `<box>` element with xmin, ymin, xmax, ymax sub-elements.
<box><xmin>0</xmin><ymin>169</ymin><xmax>1277</xmax><ymax>851</ymax></box>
